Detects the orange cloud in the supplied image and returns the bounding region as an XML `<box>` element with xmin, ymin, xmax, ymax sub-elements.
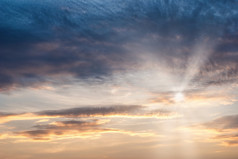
<box><xmin>12</xmin><ymin>119</ymin><xmax>156</xmax><ymax>141</ymax></box>
<box><xmin>0</xmin><ymin>106</ymin><xmax>177</xmax><ymax>141</ymax></box>
<box><xmin>193</xmin><ymin>114</ymin><xmax>238</xmax><ymax>146</ymax></box>
<box><xmin>0</xmin><ymin>105</ymin><xmax>180</xmax><ymax>124</ymax></box>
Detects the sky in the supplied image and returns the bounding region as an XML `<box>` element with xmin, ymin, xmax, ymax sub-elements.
<box><xmin>0</xmin><ymin>0</ymin><xmax>238</xmax><ymax>159</ymax></box>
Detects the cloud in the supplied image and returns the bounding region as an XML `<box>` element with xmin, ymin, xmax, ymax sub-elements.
<box><xmin>14</xmin><ymin>118</ymin><xmax>156</xmax><ymax>141</ymax></box>
<box><xmin>0</xmin><ymin>105</ymin><xmax>179</xmax><ymax>141</ymax></box>
<box><xmin>0</xmin><ymin>105</ymin><xmax>180</xmax><ymax>124</ymax></box>
<box><xmin>0</xmin><ymin>112</ymin><xmax>16</xmax><ymax>118</ymax></box>
<box><xmin>199</xmin><ymin>115</ymin><xmax>238</xmax><ymax>146</ymax></box>
<box><xmin>37</xmin><ymin>105</ymin><xmax>142</xmax><ymax>117</ymax></box>
<box><xmin>0</xmin><ymin>105</ymin><xmax>169</xmax><ymax>141</ymax></box>
<box><xmin>0</xmin><ymin>0</ymin><xmax>238</xmax><ymax>91</ymax></box>
<box><xmin>16</xmin><ymin>119</ymin><xmax>112</xmax><ymax>140</ymax></box>
<box><xmin>203</xmin><ymin>115</ymin><xmax>238</xmax><ymax>131</ymax></box>
<box><xmin>37</xmin><ymin>105</ymin><xmax>180</xmax><ymax>119</ymax></box>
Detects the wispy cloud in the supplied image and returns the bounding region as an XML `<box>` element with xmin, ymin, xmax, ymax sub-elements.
<box><xmin>0</xmin><ymin>105</ymin><xmax>178</xmax><ymax>141</ymax></box>
<box><xmin>13</xmin><ymin>119</ymin><xmax>156</xmax><ymax>141</ymax></box>
<box><xmin>0</xmin><ymin>105</ymin><xmax>180</xmax><ymax>124</ymax></box>
<box><xmin>194</xmin><ymin>115</ymin><xmax>238</xmax><ymax>146</ymax></box>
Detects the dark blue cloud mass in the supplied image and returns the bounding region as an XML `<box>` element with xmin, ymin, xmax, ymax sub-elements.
<box><xmin>0</xmin><ymin>0</ymin><xmax>238</xmax><ymax>90</ymax></box>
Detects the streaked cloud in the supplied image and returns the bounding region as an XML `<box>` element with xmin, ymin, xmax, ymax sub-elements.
<box><xmin>0</xmin><ymin>105</ymin><xmax>178</xmax><ymax>141</ymax></box>
<box><xmin>194</xmin><ymin>115</ymin><xmax>238</xmax><ymax>146</ymax></box>
<box><xmin>203</xmin><ymin>114</ymin><xmax>238</xmax><ymax>131</ymax></box>
<box><xmin>14</xmin><ymin>119</ymin><xmax>156</xmax><ymax>141</ymax></box>
<box><xmin>37</xmin><ymin>105</ymin><xmax>142</xmax><ymax>117</ymax></box>
<box><xmin>0</xmin><ymin>105</ymin><xmax>180</xmax><ymax>124</ymax></box>
<box><xmin>16</xmin><ymin>119</ymin><xmax>114</xmax><ymax>140</ymax></box>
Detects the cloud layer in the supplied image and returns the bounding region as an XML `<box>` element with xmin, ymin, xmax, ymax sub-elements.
<box><xmin>0</xmin><ymin>105</ymin><xmax>178</xmax><ymax>140</ymax></box>
<box><xmin>201</xmin><ymin>114</ymin><xmax>238</xmax><ymax>146</ymax></box>
<box><xmin>0</xmin><ymin>0</ymin><xmax>238</xmax><ymax>91</ymax></box>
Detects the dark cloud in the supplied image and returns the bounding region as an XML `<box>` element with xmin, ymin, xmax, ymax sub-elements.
<box><xmin>37</xmin><ymin>105</ymin><xmax>142</xmax><ymax>117</ymax></box>
<box><xmin>203</xmin><ymin>114</ymin><xmax>238</xmax><ymax>130</ymax></box>
<box><xmin>0</xmin><ymin>0</ymin><xmax>238</xmax><ymax>90</ymax></box>
<box><xmin>12</xmin><ymin>106</ymin><xmax>173</xmax><ymax>140</ymax></box>
<box><xmin>0</xmin><ymin>112</ymin><xmax>19</xmax><ymax>118</ymax></box>
<box><xmin>0</xmin><ymin>105</ymin><xmax>176</xmax><ymax>141</ymax></box>
<box><xmin>37</xmin><ymin>105</ymin><xmax>177</xmax><ymax>119</ymax></box>
<box><xmin>0</xmin><ymin>105</ymin><xmax>178</xmax><ymax>125</ymax></box>
<box><xmin>0</xmin><ymin>105</ymin><xmax>143</xmax><ymax>119</ymax></box>
<box><xmin>17</xmin><ymin>119</ymin><xmax>110</xmax><ymax>140</ymax></box>
<box><xmin>195</xmin><ymin>35</ymin><xmax>238</xmax><ymax>86</ymax></box>
<box><xmin>213</xmin><ymin>133</ymin><xmax>238</xmax><ymax>146</ymax></box>
<box><xmin>201</xmin><ymin>114</ymin><xmax>238</xmax><ymax>146</ymax></box>
<box><xmin>223</xmin><ymin>140</ymin><xmax>238</xmax><ymax>146</ymax></box>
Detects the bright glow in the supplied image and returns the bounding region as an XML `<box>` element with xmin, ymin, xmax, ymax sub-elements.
<box><xmin>174</xmin><ymin>92</ymin><xmax>185</xmax><ymax>102</ymax></box>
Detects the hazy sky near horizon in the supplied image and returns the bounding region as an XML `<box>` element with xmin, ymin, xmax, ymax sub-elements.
<box><xmin>0</xmin><ymin>0</ymin><xmax>238</xmax><ymax>159</ymax></box>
